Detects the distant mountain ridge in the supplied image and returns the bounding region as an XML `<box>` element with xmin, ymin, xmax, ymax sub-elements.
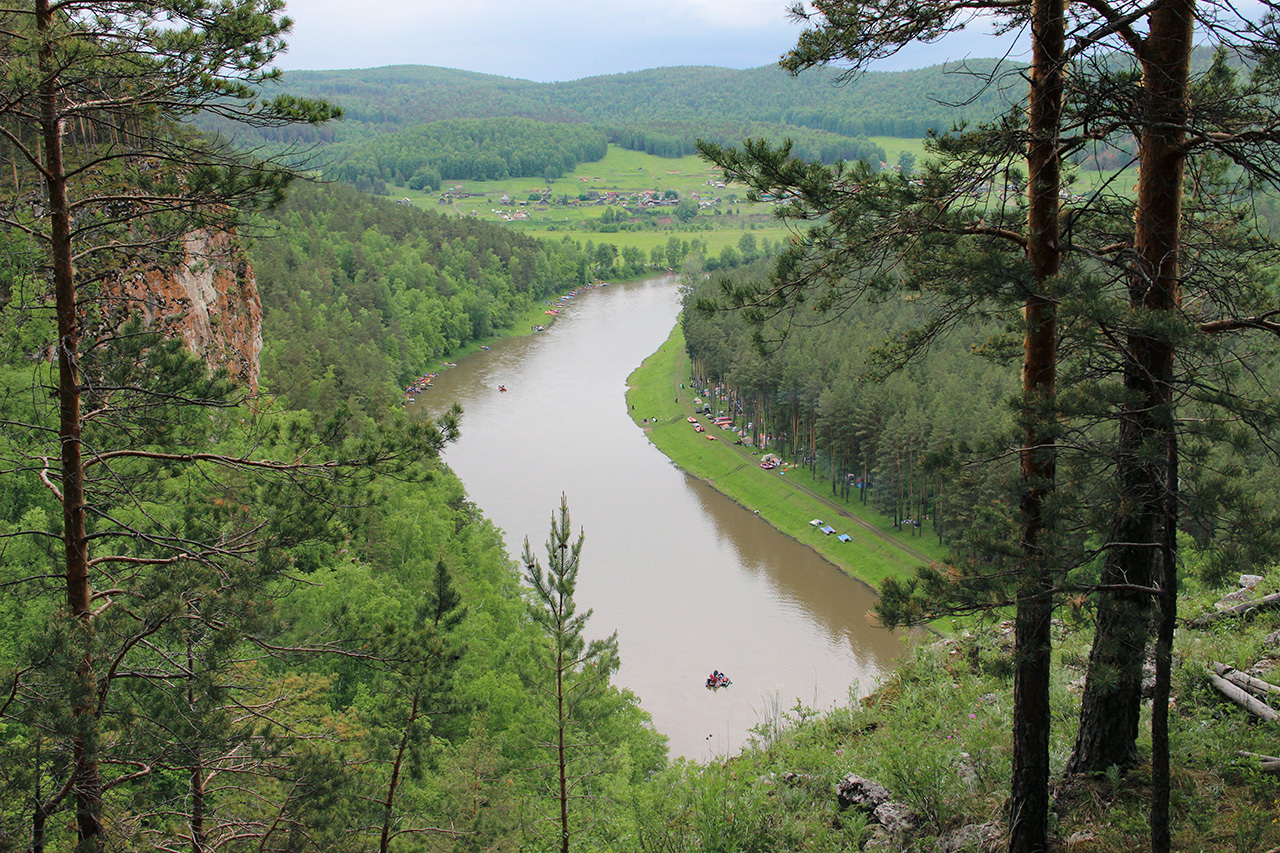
<box><xmin>250</xmin><ymin>60</ymin><xmax>1024</xmax><ymax>143</ymax></box>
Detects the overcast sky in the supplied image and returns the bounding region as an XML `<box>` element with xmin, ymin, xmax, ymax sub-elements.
<box><xmin>275</xmin><ymin>0</ymin><xmax>1026</xmax><ymax>82</ymax></box>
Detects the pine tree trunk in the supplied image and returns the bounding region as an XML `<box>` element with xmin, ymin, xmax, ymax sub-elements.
<box><xmin>1144</xmin><ymin>3</ymin><xmax>1193</xmax><ymax>846</ymax></box>
<box><xmin>381</xmin><ymin>690</ymin><xmax>421</xmax><ymax>853</ymax></box>
<box><xmin>1009</xmin><ymin>0</ymin><xmax>1064</xmax><ymax>845</ymax></box>
<box><xmin>1151</xmin><ymin>428</ymin><xmax>1178</xmax><ymax>853</ymax></box>
<box><xmin>38</xmin><ymin>2</ymin><xmax>103</xmax><ymax>847</ymax></box>
<box><xmin>1068</xmin><ymin>0</ymin><xmax>1191</xmax><ymax>780</ymax></box>
<box><xmin>557</xmin><ymin>653</ymin><xmax>570</xmax><ymax>853</ymax></box>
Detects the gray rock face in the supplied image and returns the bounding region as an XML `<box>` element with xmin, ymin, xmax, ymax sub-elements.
<box><xmin>1215</xmin><ymin>587</ymin><xmax>1256</xmax><ymax>610</ymax></box>
<box><xmin>1241</xmin><ymin>574</ymin><xmax>1265</xmax><ymax>589</ymax></box>
<box><xmin>872</xmin><ymin>801</ymin><xmax>916</xmax><ymax>836</ymax></box>
<box><xmin>835</xmin><ymin>773</ymin><xmax>893</xmax><ymax>812</ymax></box>
<box><xmin>939</xmin><ymin>822</ymin><xmax>1002</xmax><ymax>852</ymax></box>
<box><xmin>862</xmin><ymin>828</ymin><xmax>895</xmax><ymax>852</ymax></box>
<box><xmin>834</xmin><ymin>774</ymin><xmax>918</xmax><ymax>843</ymax></box>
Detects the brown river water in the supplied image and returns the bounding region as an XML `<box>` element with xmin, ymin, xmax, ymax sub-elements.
<box><xmin>414</xmin><ymin>274</ymin><xmax>908</xmax><ymax>759</ymax></box>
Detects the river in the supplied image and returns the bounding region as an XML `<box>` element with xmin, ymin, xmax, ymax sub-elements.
<box><xmin>415</xmin><ymin>274</ymin><xmax>908</xmax><ymax>759</ymax></box>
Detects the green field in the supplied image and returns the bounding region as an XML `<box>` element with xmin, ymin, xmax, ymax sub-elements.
<box><xmin>385</xmin><ymin>144</ymin><xmax>836</xmax><ymax>253</ymax></box>
<box><xmin>392</xmin><ymin>146</ymin><xmax>759</xmax><ymax>222</ymax></box>
<box><xmin>382</xmin><ymin>138</ymin><xmax>1146</xmax><ymax>255</ymax></box>
<box><xmin>626</xmin><ymin>321</ymin><xmax>947</xmax><ymax>592</ymax></box>
<box><xmin>390</xmin><ymin>137</ymin><xmax>1126</xmax><ymax>230</ymax></box>
<box><xmin>869</xmin><ymin>135</ymin><xmax>930</xmax><ymax>164</ymax></box>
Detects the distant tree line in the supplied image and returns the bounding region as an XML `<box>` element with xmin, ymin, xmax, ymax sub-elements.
<box><xmin>199</xmin><ymin>61</ymin><xmax>1034</xmax><ymax>161</ymax></box>
<box><xmin>320</xmin><ymin>118</ymin><xmax>609</xmax><ymax>193</ymax></box>
<box><xmin>607</xmin><ymin>121</ymin><xmax>886</xmax><ymax>165</ymax></box>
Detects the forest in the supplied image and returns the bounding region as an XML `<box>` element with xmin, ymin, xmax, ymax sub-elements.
<box><xmin>5</xmin><ymin>0</ymin><xmax>1280</xmax><ymax>852</ymax></box>
<box><xmin>0</xmin><ymin>4</ymin><xmax>670</xmax><ymax>851</ymax></box>
<box><xmin>232</xmin><ymin>61</ymin><xmax>1021</xmax><ymax>144</ymax></box>
<box><xmin>202</xmin><ymin>61</ymin><xmax>1005</xmax><ymax>192</ymax></box>
<box><xmin>320</xmin><ymin>118</ymin><xmax>609</xmax><ymax>191</ymax></box>
<box><xmin>322</xmin><ymin>117</ymin><xmax>889</xmax><ymax>192</ymax></box>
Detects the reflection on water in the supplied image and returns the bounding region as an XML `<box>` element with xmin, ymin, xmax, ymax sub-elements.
<box><xmin>416</xmin><ymin>276</ymin><xmax>908</xmax><ymax>759</ymax></box>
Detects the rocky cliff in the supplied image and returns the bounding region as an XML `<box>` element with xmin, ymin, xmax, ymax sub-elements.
<box><xmin>108</xmin><ymin>230</ymin><xmax>263</xmax><ymax>392</ymax></box>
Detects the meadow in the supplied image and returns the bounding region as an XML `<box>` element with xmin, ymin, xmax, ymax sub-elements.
<box><xmin>385</xmin><ymin>136</ymin><xmax>1124</xmax><ymax>258</ymax></box>
<box><xmin>388</xmin><ymin>144</ymin><xmax>812</xmax><ymax>253</ymax></box>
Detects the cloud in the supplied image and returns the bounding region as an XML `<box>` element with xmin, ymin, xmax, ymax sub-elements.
<box><xmin>277</xmin><ymin>0</ymin><xmax>803</xmax><ymax>79</ymax></box>
<box><xmin>275</xmin><ymin>0</ymin><xmax>1021</xmax><ymax>81</ymax></box>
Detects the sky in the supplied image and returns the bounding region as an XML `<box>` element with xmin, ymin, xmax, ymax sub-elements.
<box><xmin>275</xmin><ymin>0</ymin><xmax>1027</xmax><ymax>82</ymax></box>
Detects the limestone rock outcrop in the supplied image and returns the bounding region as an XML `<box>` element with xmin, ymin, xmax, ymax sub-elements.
<box><xmin>106</xmin><ymin>230</ymin><xmax>262</xmax><ymax>391</ymax></box>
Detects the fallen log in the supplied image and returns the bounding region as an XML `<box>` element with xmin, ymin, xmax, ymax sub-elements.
<box><xmin>1236</xmin><ymin>751</ymin><xmax>1280</xmax><ymax>774</ymax></box>
<box><xmin>1207</xmin><ymin>669</ymin><xmax>1280</xmax><ymax>721</ymax></box>
<box><xmin>1212</xmin><ymin>662</ymin><xmax>1280</xmax><ymax>701</ymax></box>
<box><xmin>1189</xmin><ymin>591</ymin><xmax>1280</xmax><ymax>628</ymax></box>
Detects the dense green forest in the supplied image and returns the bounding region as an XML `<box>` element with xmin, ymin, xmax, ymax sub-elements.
<box><xmin>321</xmin><ymin>118</ymin><xmax>609</xmax><ymax>191</ymax></box>
<box><xmin>322</xmin><ymin>117</ymin><xmax>887</xmax><ymax>192</ymax></box>
<box><xmin>241</xmin><ymin>62</ymin><xmax>1020</xmax><ymax>142</ymax></box>
<box><xmin>681</xmin><ymin>263</ymin><xmax>1018</xmax><ymax>547</ymax></box>
<box><xmin>249</xmin><ymin>180</ymin><xmax>588</xmax><ymax>416</ymax></box>
<box><xmin>6</xmin><ymin>0</ymin><xmax>1280</xmax><ymax>850</ymax></box>
<box><xmin>602</xmin><ymin>119</ymin><xmax>886</xmax><ymax>163</ymax></box>
<box><xmin>680</xmin><ymin>261</ymin><xmax>1280</xmax><ymax>575</ymax></box>
<box><xmin>203</xmin><ymin>62</ymin><xmax>999</xmax><ymax>189</ymax></box>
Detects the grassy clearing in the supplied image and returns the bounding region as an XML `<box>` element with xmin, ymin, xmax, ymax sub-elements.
<box><xmin>625</xmin><ymin>321</ymin><xmax>945</xmax><ymax>591</ymax></box>
<box><xmin>869</xmin><ymin>135</ymin><xmax>930</xmax><ymax>164</ymax></box>
<box><xmin>392</xmin><ymin>146</ymin><xmax>757</xmax><ymax>223</ymax></box>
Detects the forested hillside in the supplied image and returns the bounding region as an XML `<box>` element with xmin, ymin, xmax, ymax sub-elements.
<box><xmin>0</xmin><ymin>6</ymin><xmax>666</xmax><ymax>851</ymax></box>
<box><xmin>204</xmin><ymin>61</ymin><xmax>1012</xmax><ymax>188</ymax></box>
<box><xmin>249</xmin><ymin>181</ymin><xmax>594</xmax><ymax>416</ymax></box>
<box><xmin>251</xmin><ymin>61</ymin><xmax>1018</xmax><ymax>141</ymax></box>
<box><xmin>321</xmin><ymin>118</ymin><xmax>609</xmax><ymax>191</ymax></box>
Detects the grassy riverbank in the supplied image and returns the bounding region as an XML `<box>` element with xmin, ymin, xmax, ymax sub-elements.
<box><xmin>620</xmin><ymin>317</ymin><xmax>1280</xmax><ymax>853</ymax></box>
<box><xmin>625</xmin><ymin>321</ymin><xmax>943</xmax><ymax>591</ymax></box>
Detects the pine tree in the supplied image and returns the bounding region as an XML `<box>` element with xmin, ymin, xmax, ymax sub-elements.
<box><xmin>0</xmin><ymin>4</ymin><xmax>461</xmax><ymax>849</ymax></box>
<box><xmin>700</xmin><ymin>3</ymin><xmax>1280</xmax><ymax>849</ymax></box>
<box><xmin>522</xmin><ymin>497</ymin><xmax>619</xmax><ymax>853</ymax></box>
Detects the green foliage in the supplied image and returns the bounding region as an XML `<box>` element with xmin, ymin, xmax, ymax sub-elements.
<box><xmin>250</xmin><ymin>180</ymin><xmax>588</xmax><ymax>417</ymax></box>
<box><xmin>521</xmin><ymin>497</ymin><xmax>653</xmax><ymax>853</ymax></box>
<box><xmin>230</xmin><ymin>62</ymin><xmax>1017</xmax><ymax>153</ymax></box>
<box><xmin>674</xmin><ymin>197</ymin><xmax>699</xmax><ymax>223</ymax></box>
<box><xmin>323</xmin><ymin>118</ymin><xmax>608</xmax><ymax>189</ymax></box>
<box><xmin>680</xmin><ymin>261</ymin><xmax>1018</xmax><ymax>556</ymax></box>
<box><xmin>606</xmin><ymin>120</ymin><xmax>885</xmax><ymax>165</ymax></box>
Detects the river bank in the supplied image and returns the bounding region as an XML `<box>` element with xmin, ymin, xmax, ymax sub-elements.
<box><xmin>625</xmin><ymin>322</ymin><xmax>946</xmax><ymax>591</ymax></box>
<box><xmin>437</xmin><ymin>276</ymin><xmax>656</xmax><ymax>366</ymax></box>
<box><xmin>415</xmin><ymin>275</ymin><xmax>907</xmax><ymax>757</ymax></box>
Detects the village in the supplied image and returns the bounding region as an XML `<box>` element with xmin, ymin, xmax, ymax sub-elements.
<box><xmin>421</xmin><ymin>178</ymin><xmax>731</xmax><ymax>223</ymax></box>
